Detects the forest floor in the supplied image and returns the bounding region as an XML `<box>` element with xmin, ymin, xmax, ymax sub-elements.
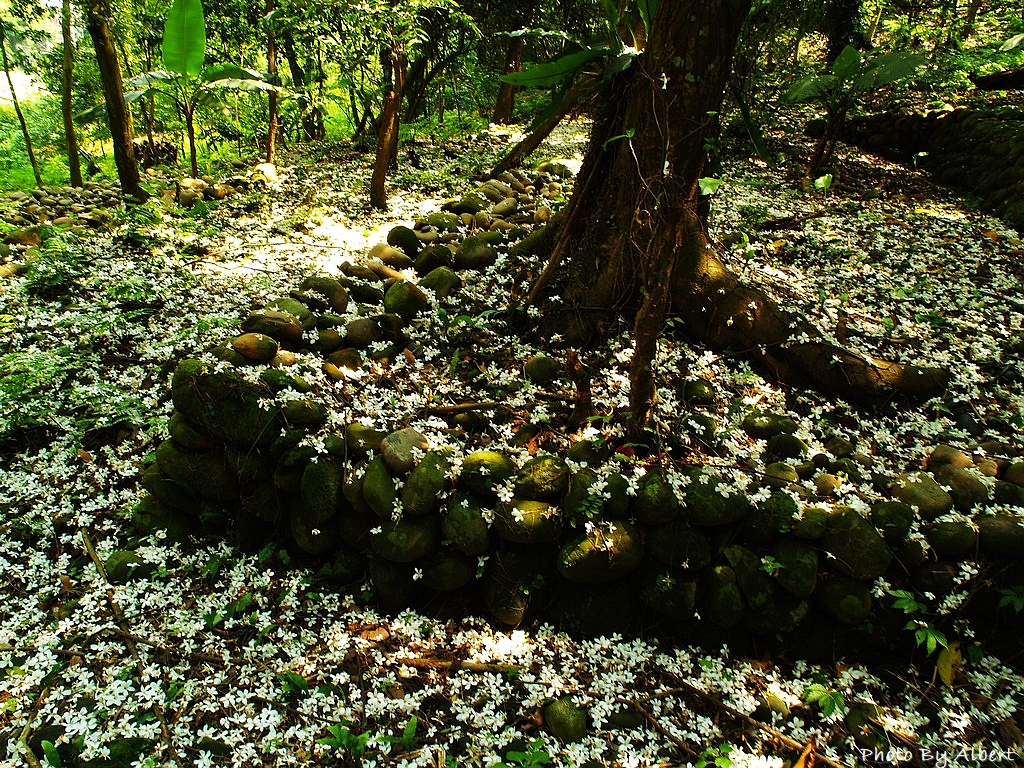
<box><xmin>1</xmin><ymin>118</ymin><xmax>1023</xmax><ymax>768</ymax></box>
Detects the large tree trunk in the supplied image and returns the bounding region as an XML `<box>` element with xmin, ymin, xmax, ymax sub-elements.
<box><xmin>0</xmin><ymin>17</ymin><xmax>44</xmax><ymax>189</ymax></box>
<box><xmin>538</xmin><ymin>0</ymin><xmax>946</xmax><ymax>437</ymax></box>
<box><xmin>85</xmin><ymin>0</ymin><xmax>146</xmax><ymax>201</ymax></box>
<box><xmin>61</xmin><ymin>0</ymin><xmax>83</xmax><ymax>188</ymax></box>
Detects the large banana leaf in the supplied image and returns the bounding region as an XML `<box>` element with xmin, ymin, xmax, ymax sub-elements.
<box><xmin>501</xmin><ymin>46</ymin><xmax>613</xmax><ymax>88</ymax></box>
<box><xmin>163</xmin><ymin>0</ymin><xmax>206</xmax><ymax>76</ymax></box>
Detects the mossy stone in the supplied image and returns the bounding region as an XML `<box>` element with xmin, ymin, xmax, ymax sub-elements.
<box><xmin>818</xmin><ymin>573</ymin><xmax>873</xmax><ymax>625</ymax></box>
<box><xmin>556</xmin><ymin>521</ymin><xmax>644</xmax><ymax>584</ymax></box>
<box><xmin>993</xmin><ymin>480</ymin><xmax>1024</xmax><ymax>507</ymax></box>
<box><xmin>555</xmin><ymin>580</ymin><xmax>636</xmax><ymax>638</ymax></box>
<box><xmin>933</xmin><ymin>464</ymin><xmax>990</xmax><ymax>512</ymax></box>
<box><xmin>381</xmin><ymin>427</ymin><xmax>430</xmax><ymax>475</ymax></box>
<box><xmin>155</xmin><ymin>439</ymin><xmax>239</xmax><ymax>501</ymax></box>
<box><xmin>742</xmin><ymin>411</ymin><xmax>798</xmax><ymax>439</ymax></box>
<box><xmin>420</xmin><ymin>547</ymin><xmax>475</xmax><ymax>591</ymax></box>
<box><xmin>281</xmin><ymin>398</ymin><xmax>327</xmax><ymax>427</ymax></box>
<box><xmin>418</xmin><ymin>266</ymin><xmax>461</xmax><ymax>298</ymax></box>
<box><xmin>402</xmin><ymin>450</ymin><xmax>450</xmax><ymax>515</ymax></box>
<box><xmin>384</xmin><ymin>280</ymin><xmax>429</xmax><ymax>321</ymax></box>
<box><xmin>763</xmin><ymin>461</ymin><xmax>800</xmax><ymax>488</ymax></box>
<box><xmin>563</xmin><ymin>467</ymin><xmax>601</xmax><ymax>523</ymax></box>
<box><xmin>770</xmin><ymin>537</ymin><xmax>819</xmax><ymax>599</ymax></box>
<box><xmin>241</xmin><ymin>309</ymin><xmax>304</xmax><ymax>347</ymax></box>
<box><xmin>212</xmin><ymin>342</ymin><xmax>249</xmax><ymax>366</ymax></box>
<box><xmin>461</xmin><ymin>450</ymin><xmax>516</xmax><ymax>495</ymax></box>
<box><xmin>684</xmin><ymin>469</ymin><xmax>749</xmax><ymax>525</ymax></box>
<box><xmin>300</xmin><ymin>457</ymin><xmax>343</xmax><ymax>523</ymax></box>
<box><xmin>289</xmin><ymin>497</ymin><xmax>340</xmax><ymax>556</ymax></box>
<box><xmin>631</xmin><ymin>470</ymin><xmax>680</xmax><ymax>525</ymax></box>
<box><xmin>363</xmin><ymin>456</ymin><xmax>399</xmax><ymax>518</ymax></box>
<box><xmin>514</xmin><ymin>455</ymin><xmax>571</xmax><ymax>499</ymax></box>
<box><xmin>312</xmin><ymin>328</ymin><xmax>344</xmax><ymax>354</ymax></box>
<box><xmin>299</xmin><ymin>275</ymin><xmax>350</xmax><ymax>313</ymax></box>
<box><xmin>443</xmin><ymin>495</ymin><xmax>493</xmax><ymax>555</ymax></box>
<box><xmin>681</xmin><ymin>379</ymin><xmax>717</xmax><ymax>405</ymax></box>
<box><xmin>414</xmin><ymin>245</ymin><xmax>454</xmax><ymax>275</ymax></box>
<box><xmin>483</xmin><ymin>547</ymin><xmax>552</xmax><ymax>626</ymax></box>
<box><xmin>684</xmin><ymin>413</ymin><xmax>719</xmax><ymax>446</ymax></box>
<box><xmin>167</xmin><ymin>411</ymin><xmax>212</xmax><ymax>451</ymax></box>
<box><xmin>259</xmin><ymin>368</ymin><xmax>310</xmax><ymax>393</ymax></box>
<box><xmin>224</xmin><ymin>445</ymin><xmax>272</xmax><ymax>486</ymax></box>
<box><xmin>544</xmin><ymin>697</ymin><xmax>588</xmax><ymax>742</ymax></box>
<box><xmin>868</xmin><ymin>501</ymin><xmax>915</xmax><ymax>544</ymax></box>
<box><xmin>370</xmin><ymin>516</ymin><xmax>440</xmax><ymax>562</ymax></box>
<box><xmin>724</xmin><ymin>544</ymin><xmax>775</xmax><ymax>610</ymax></box>
<box><xmin>495</xmin><ymin>498</ymin><xmax>561</xmax><ymax>544</ymax></box>
<box><xmin>925</xmin><ymin>520</ymin><xmax>978</xmax><ymax>557</ymax></box>
<box><xmin>132</xmin><ymin>495</ymin><xmax>192</xmax><ymax>543</ymax></box>
<box><xmin>267</xmin><ymin>296</ymin><xmax>315</xmax><ymax>329</ymax></box>
<box><xmin>738</xmin><ymin>490</ymin><xmax>798</xmax><ymax>544</ymax></box>
<box><xmin>171</xmin><ymin>359</ymin><xmax>281</xmax><ymax>448</ymax></box>
<box><xmin>232</xmin><ymin>332</ymin><xmax>279</xmax><ymax>362</ymax></box>
<box><xmin>891</xmin><ymin>472</ymin><xmax>954</xmax><ymax>520</ymax></box>
<box><xmin>368</xmin><ymin>557</ymin><xmax>418</xmax><ymax>610</ymax></box>
<box><xmin>104</xmin><ymin>550</ymin><xmax>155</xmax><ymax>584</ymax></box>
<box><xmin>638</xmin><ymin>564</ymin><xmax>698</xmax><ymax>617</ymax></box>
<box><xmin>424</xmin><ymin>210</ymin><xmax>462</xmax><ymax>232</ymax></box>
<box><xmin>792</xmin><ymin>507</ymin><xmax>828</xmax><ymax>539</ymax></box>
<box><xmin>242</xmin><ymin>482</ymin><xmax>284</xmax><ymax>524</ymax></box>
<box><xmin>647</xmin><ymin>520</ymin><xmax>712</xmax><ymax>571</ymax></box>
<box><xmin>338</xmin><ymin>503</ymin><xmax>376</xmax><ymax>550</ymax></box>
<box><xmin>342</xmin><ymin>462</ymin><xmax>375</xmax><ymax>517</ymax></box>
<box><xmin>743</xmin><ymin>592</ymin><xmax>810</xmax><ymax>636</ymax></box>
<box><xmin>822</xmin><ymin>507</ymin><xmax>892</xmax><ymax>580</ymax></box>
<box><xmin>977</xmin><ymin>512</ymin><xmax>1024</xmax><ymax>557</ymax></box>
<box><xmin>566</xmin><ymin>439</ymin><xmax>613</xmax><ymax>466</ymax></box>
<box><xmin>701</xmin><ymin>565</ymin><xmax>745</xmax><ymax>629</ymax></box>
<box><xmin>524</xmin><ymin>354</ymin><xmax>561</xmax><ymax>384</ymax></box>
<box><xmin>346</xmin><ymin>423</ymin><xmax>386</xmax><ymax>456</ymax></box>
<box><xmin>387</xmin><ymin>225</ymin><xmax>421</xmax><ymax>257</ymax></box>
<box><xmin>767</xmin><ymin>433</ymin><xmax>808</xmax><ymax>460</ymax></box>
<box><xmin>328</xmin><ymin>545</ymin><xmax>365</xmax><ymax>585</ymax></box>
<box><xmin>454</xmin><ymin>235</ymin><xmax>498</xmax><ymax>269</ymax></box>
<box><xmin>1005</xmin><ymin>461</ymin><xmax>1024</xmax><ymax>487</ymax></box>
<box><xmin>140</xmin><ymin>463</ymin><xmax>196</xmax><ymax>516</ymax></box>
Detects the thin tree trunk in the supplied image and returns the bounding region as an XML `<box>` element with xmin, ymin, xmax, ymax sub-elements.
<box><xmin>185</xmin><ymin>108</ymin><xmax>199</xmax><ymax>178</ymax></box>
<box><xmin>266</xmin><ymin>0</ymin><xmax>278</xmax><ymax>163</ymax></box>
<box><xmin>85</xmin><ymin>0</ymin><xmax>145</xmax><ymax>200</ymax></box>
<box><xmin>61</xmin><ymin>0</ymin><xmax>83</xmax><ymax>187</ymax></box>
<box><xmin>487</xmin><ymin>77</ymin><xmax>593</xmax><ymax>178</ymax></box>
<box><xmin>491</xmin><ymin>36</ymin><xmax>524</xmax><ymax>125</ymax></box>
<box><xmin>0</xmin><ymin>17</ymin><xmax>44</xmax><ymax>189</ymax></box>
<box><xmin>370</xmin><ymin>43</ymin><xmax>405</xmax><ymax>210</ymax></box>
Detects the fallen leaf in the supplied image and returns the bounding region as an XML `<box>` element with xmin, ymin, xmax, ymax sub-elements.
<box><xmin>937</xmin><ymin>641</ymin><xmax>962</xmax><ymax>687</ymax></box>
<box><xmin>793</xmin><ymin>734</ymin><xmax>817</xmax><ymax>768</ymax></box>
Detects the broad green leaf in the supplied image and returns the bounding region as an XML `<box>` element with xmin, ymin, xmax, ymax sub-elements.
<box><xmin>854</xmin><ymin>51</ymin><xmax>925</xmax><ymax>92</ymax></box>
<box><xmin>831</xmin><ymin>45</ymin><xmax>862</xmax><ymax>80</ymax></box>
<box><xmin>501</xmin><ymin>47</ymin><xmax>612</xmax><ymax>87</ymax></box>
<box><xmin>163</xmin><ymin>0</ymin><xmax>206</xmax><ymax>76</ymax></box>
<box><xmin>698</xmin><ymin>177</ymin><xmax>723</xmax><ymax>196</ymax></box>
<box><xmin>636</xmin><ymin>0</ymin><xmax>658</xmax><ymax>34</ymax></box>
<box><xmin>782</xmin><ymin>74</ymin><xmax>835</xmax><ymax>103</ymax></box>
<box><xmin>1000</xmin><ymin>32</ymin><xmax>1024</xmax><ymax>52</ymax></box>
<box><xmin>599</xmin><ymin>0</ymin><xmax>617</xmax><ymax>29</ymax></box>
<box><xmin>602</xmin><ymin>50</ymin><xmax>639</xmax><ymax>82</ymax></box>
<box><xmin>202</xmin><ymin>64</ymin><xmax>264</xmax><ymax>82</ymax></box>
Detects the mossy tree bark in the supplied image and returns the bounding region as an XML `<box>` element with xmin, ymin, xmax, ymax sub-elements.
<box><xmin>538</xmin><ymin>0</ymin><xmax>947</xmax><ymax>438</ymax></box>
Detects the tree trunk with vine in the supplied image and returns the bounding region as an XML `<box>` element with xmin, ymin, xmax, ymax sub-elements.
<box><xmin>535</xmin><ymin>0</ymin><xmax>946</xmax><ymax>440</ymax></box>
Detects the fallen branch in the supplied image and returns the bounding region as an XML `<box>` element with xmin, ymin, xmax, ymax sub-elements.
<box><xmin>393</xmin><ymin>656</ymin><xmax>520</xmax><ymax>675</ymax></box>
<box><xmin>660</xmin><ymin>674</ymin><xmax>846</xmax><ymax>768</ymax></box>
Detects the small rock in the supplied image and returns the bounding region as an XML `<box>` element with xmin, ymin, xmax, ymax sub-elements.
<box><xmin>926</xmin><ymin>444</ymin><xmax>974</xmax><ymax>470</ymax></box>
<box><xmin>381</xmin><ymin>427</ymin><xmax>429</xmax><ymax>475</ymax></box>
<box><xmin>232</xmin><ymin>332</ymin><xmax>280</xmax><ymax>362</ymax></box>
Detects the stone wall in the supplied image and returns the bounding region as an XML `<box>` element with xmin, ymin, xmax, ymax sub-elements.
<box><xmin>843</xmin><ymin>107</ymin><xmax>1024</xmax><ymax>229</ymax></box>
<box><xmin>130</xmin><ymin>170</ymin><xmax>1024</xmax><ymax>654</ymax></box>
